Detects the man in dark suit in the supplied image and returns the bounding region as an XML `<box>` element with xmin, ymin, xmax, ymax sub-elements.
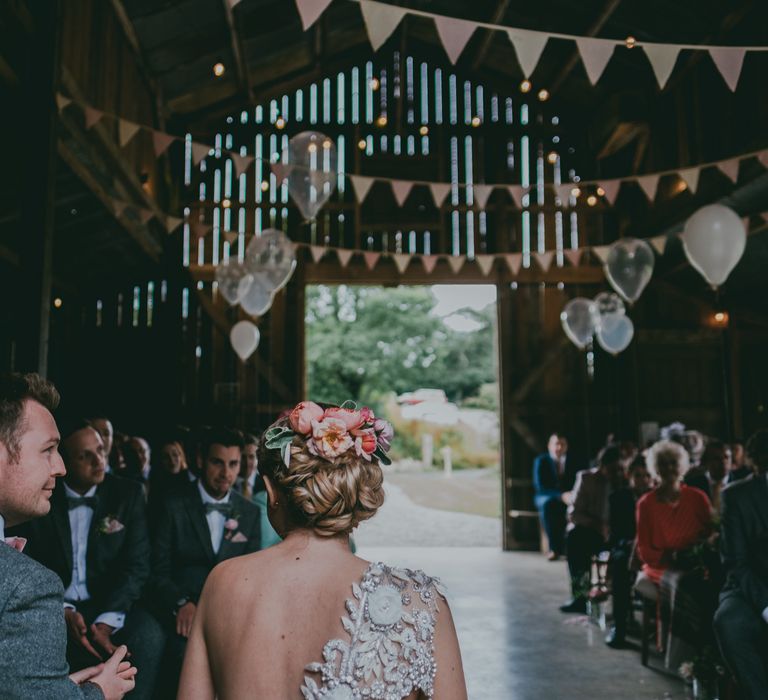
<box><xmin>14</xmin><ymin>418</ymin><xmax>164</xmax><ymax>700</ymax></box>
<box><xmin>0</xmin><ymin>372</ymin><xmax>135</xmax><ymax>699</ymax></box>
<box><xmin>533</xmin><ymin>432</ymin><xmax>580</xmax><ymax>560</ymax></box>
<box><xmin>714</xmin><ymin>430</ymin><xmax>768</xmax><ymax>699</ymax></box>
<box><xmin>150</xmin><ymin>426</ymin><xmax>261</xmax><ymax>695</ymax></box>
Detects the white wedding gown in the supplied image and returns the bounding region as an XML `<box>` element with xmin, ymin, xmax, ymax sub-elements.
<box><xmin>300</xmin><ymin>562</ymin><xmax>447</xmax><ymax>700</ymax></box>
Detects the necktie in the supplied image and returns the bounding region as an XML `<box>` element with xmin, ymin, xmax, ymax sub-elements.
<box><xmin>3</xmin><ymin>537</ymin><xmax>27</xmax><ymax>553</ymax></box>
<box><xmin>242</xmin><ymin>481</ymin><xmax>252</xmax><ymax>500</ymax></box>
<box><xmin>67</xmin><ymin>496</ymin><xmax>98</xmax><ymax>510</ymax></box>
<box><xmin>204</xmin><ymin>503</ymin><xmax>232</xmax><ymax>516</ymax></box>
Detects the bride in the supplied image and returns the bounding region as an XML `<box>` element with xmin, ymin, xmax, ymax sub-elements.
<box><xmin>178</xmin><ymin>401</ymin><xmax>467</xmax><ymax>699</ymax></box>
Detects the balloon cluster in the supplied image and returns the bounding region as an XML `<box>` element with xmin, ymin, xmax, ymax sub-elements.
<box><xmin>560</xmin><ymin>292</ymin><xmax>634</xmax><ymax>356</ymax></box>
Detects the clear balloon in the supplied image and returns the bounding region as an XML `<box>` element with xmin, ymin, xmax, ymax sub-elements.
<box><xmin>215</xmin><ymin>259</ymin><xmax>253</xmax><ymax>306</ymax></box>
<box><xmin>560</xmin><ymin>298</ymin><xmax>599</xmax><ymax>350</ymax></box>
<box><xmin>239</xmin><ymin>272</ymin><xmax>274</xmax><ymax>317</ymax></box>
<box><xmin>596</xmin><ymin>315</ymin><xmax>634</xmax><ymax>356</ymax></box>
<box><xmin>245</xmin><ymin>228</ymin><xmax>296</xmax><ymax>292</ymax></box>
<box><xmin>280</xmin><ymin>131</ymin><xmax>337</xmax><ymax>220</ymax></box>
<box><xmin>594</xmin><ymin>291</ymin><xmax>626</xmax><ymax>334</ymax></box>
<box><xmin>682</xmin><ymin>204</ymin><xmax>746</xmax><ymax>289</ymax></box>
<box><xmin>604</xmin><ymin>238</ymin><xmax>655</xmax><ymax>304</ymax></box>
<box><xmin>229</xmin><ymin>320</ymin><xmax>260</xmax><ymax>361</ymax></box>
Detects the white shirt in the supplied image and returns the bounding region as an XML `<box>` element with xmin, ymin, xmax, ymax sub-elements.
<box><xmin>0</xmin><ymin>513</ymin><xmax>5</xmax><ymax>540</ymax></box>
<box><xmin>198</xmin><ymin>480</ymin><xmax>231</xmax><ymax>555</ymax></box>
<box><xmin>62</xmin><ymin>483</ymin><xmax>125</xmax><ymax>631</ymax></box>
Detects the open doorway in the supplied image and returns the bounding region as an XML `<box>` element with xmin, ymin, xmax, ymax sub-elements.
<box><xmin>305</xmin><ymin>284</ymin><xmax>502</xmax><ymax>548</ymax></box>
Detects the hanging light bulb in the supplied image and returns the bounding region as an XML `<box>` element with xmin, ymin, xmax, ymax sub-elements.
<box><xmin>547</xmin><ymin>151</ymin><xmax>558</xmax><ymax>164</ymax></box>
<box><xmin>275</xmin><ymin>116</ymin><xmax>286</xmax><ymax>129</ymax></box>
<box><xmin>625</xmin><ymin>36</ymin><xmax>636</xmax><ymax>49</ymax></box>
<box><xmin>537</xmin><ymin>89</ymin><xmax>550</xmax><ymax>102</ymax></box>
<box><xmin>376</xmin><ymin>115</ymin><xmax>388</xmax><ymax>127</ymax></box>
<box><xmin>419</xmin><ymin>125</ymin><xmax>429</xmax><ymax>136</ymax></box>
<box><xmin>369</xmin><ymin>77</ymin><xmax>380</xmax><ymax>90</ymax></box>
<box><xmin>520</xmin><ymin>79</ymin><xmax>532</xmax><ymax>93</ymax></box>
<box><xmin>213</xmin><ymin>62</ymin><xmax>226</xmax><ymax>77</ymax></box>
<box><xmin>358</xmin><ymin>139</ymin><xmax>367</xmax><ymax>150</ymax></box>
<box><xmin>587</xmin><ymin>195</ymin><xmax>598</xmax><ymax>206</ymax></box>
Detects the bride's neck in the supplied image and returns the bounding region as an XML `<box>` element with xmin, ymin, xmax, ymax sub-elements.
<box><xmin>281</xmin><ymin>527</ymin><xmax>351</xmax><ymax>553</ymax></box>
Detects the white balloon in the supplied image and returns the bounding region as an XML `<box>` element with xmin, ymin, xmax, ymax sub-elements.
<box><xmin>239</xmin><ymin>273</ymin><xmax>274</xmax><ymax>317</ymax></box>
<box><xmin>560</xmin><ymin>298</ymin><xmax>599</xmax><ymax>350</ymax></box>
<box><xmin>604</xmin><ymin>238</ymin><xmax>655</xmax><ymax>303</ymax></box>
<box><xmin>594</xmin><ymin>292</ymin><xmax>625</xmax><ymax>334</ymax></box>
<box><xmin>215</xmin><ymin>259</ymin><xmax>253</xmax><ymax>306</ymax></box>
<box><xmin>281</xmin><ymin>131</ymin><xmax>337</xmax><ymax>220</ymax></box>
<box><xmin>596</xmin><ymin>315</ymin><xmax>634</xmax><ymax>356</ymax></box>
<box><xmin>682</xmin><ymin>204</ymin><xmax>746</xmax><ymax>289</ymax></box>
<box><xmin>229</xmin><ymin>320</ymin><xmax>260</xmax><ymax>361</ymax></box>
<box><xmin>245</xmin><ymin>228</ymin><xmax>296</xmax><ymax>292</ymax></box>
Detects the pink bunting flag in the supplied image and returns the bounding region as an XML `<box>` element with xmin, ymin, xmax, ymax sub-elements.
<box><xmin>84</xmin><ymin>107</ymin><xmax>103</xmax><ymax>129</ymax></box>
<box><xmin>390</xmin><ymin>180</ymin><xmax>414</xmax><ymax>206</ymax></box>
<box><xmin>473</xmin><ymin>185</ymin><xmax>494</xmax><ymax>209</ymax></box>
<box><xmin>294</xmin><ymin>0</ymin><xmax>334</xmax><ymax>30</ymax></box>
<box><xmin>506</xmin><ymin>29</ymin><xmax>548</xmax><ymax>79</ymax></box>
<box><xmin>643</xmin><ymin>44</ymin><xmax>680</xmax><ymax>90</ymax></box>
<box><xmin>678</xmin><ymin>167</ymin><xmax>700</xmax><ymax>194</ymax></box>
<box><xmin>270</xmin><ymin>161</ymin><xmax>293</xmax><ymax>183</ymax></box>
<box><xmin>189</xmin><ymin>220</ymin><xmax>212</xmax><ymax>241</ymax></box>
<box><xmin>309</xmin><ymin>245</ymin><xmax>326</xmax><ymax>263</ymax></box>
<box><xmin>56</xmin><ymin>93</ymin><xmax>71</xmax><ymax>112</ymax></box>
<box><xmin>636</xmin><ymin>174</ymin><xmax>660</xmax><ymax>202</ymax></box>
<box><xmin>600</xmin><ymin>180</ymin><xmax>621</xmax><ymax>206</ymax></box>
<box><xmin>553</xmin><ymin>183</ymin><xmax>572</xmax><ymax>203</ymax></box>
<box><xmin>231</xmin><ymin>153</ymin><xmax>255</xmax><ymax>178</ymax></box>
<box><xmin>504</xmin><ymin>254</ymin><xmax>522</xmax><ymax>275</ymax></box>
<box><xmin>576</xmin><ymin>38</ymin><xmax>616</xmax><ymax>85</ymax></box>
<box><xmin>421</xmin><ymin>255</ymin><xmax>439</xmax><ymax>274</ymax></box>
<box><xmin>359</xmin><ymin>0</ymin><xmax>407</xmax><ymax>51</ymax></box>
<box><xmin>138</xmin><ymin>208</ymin><xmax>154</xmax><ymax>225</ymax></box>
<box><xmin>350</xmin><ymin>175</ymin><xmax>375</xmax><ymax>203</ymax></box>
<box><xmin>758</xmin><ymin>151</ymin><xmax>768</xmax><ymax>169</ymax></box>
<box><xmin>112</xmin><ymin>200</ymin><xmax>128</xmax><ymax>219</ymax></box>
<box><xmin>152</xmin><ymin>130</ymin><xmax>175</xmax><ymax>156</ymax></box>
<box><xmin>650</xmin><ymin>236</ymin><xmax>667</xmax><ymax>255</ymax></box>
<box><xmin>393</xmin><ymin>254</ymin><xmax>412</xmax><ymax>274</ymax></box>
<box><xmin>192</xmin><ymin>142</ymin><xmax>210</xmax><ymax>166</ymax></box>
<box><xmin>165</xmin><ymin>215</ymin><xmax>184</xmax><ymax>234</ymax></box>
<box><xmin>717</xmin><ymin>158</ymin><xmax>740</xmax><ymax>184</ymax></box>
<box><xmin>447</xmin><ymin>256</ymin><xmax>466</xmax><ymax>274</ymax></box>
<box><xmin>429</xmin><ymin>183</ymin><xmax>452</xmax><ymax>207</ymax></box>
<box><xmin>363</xmin><ymin>251</ymin><xmax>380</xmax><ymax>270</ymax></box>
<box><xmin>507</xmin><ymin>186</ymin><xmax>525</xmax><ymax>209</ymax></box>
<box><xmin>709</xmin><ymin>47</ymin><xmax>746</xmax><ymax>92</ymax></box>
<box><xmin>475</xmin><ymin>255</ymin><xmax>495</xmax><ymax>276</ymax></box>
<box><xmin>118</xmin><ymin>120</ymin><xmax>141</xmax><ymax>148</ymax></box>
<box><xmin>564</xmin><ymin>249</ymin><xmax>582</xmax><ymax>267</ymax></box>
<box><xmin>592</xmin><ymin>245</ymin><xmax>611</xmax><ymax>264</ymax></box>
<box><xmin>433</xmin><ymin>16</ymin><xmax>476</xmax><ymax>65</ymax></box>
<box><xmin>535</xmin><ymin>251</ymin><xmax>554</xmax><ymax>273</ymax></box>
<box><xmin>223</xmin><ymin>231</ymin><xmax>239</xmax><ymax>245</ymax></box>
<box><xmin>336</xmin><ymin>249</ymin><xmax>354</xmax><ymax>268</ymax></box>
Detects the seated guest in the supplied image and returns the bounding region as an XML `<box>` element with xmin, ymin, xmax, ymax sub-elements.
<box><xmin>560</xmin><ymin>445</ymin><xmax>625</xmax><ymax>613</ymax></box>
<box><xmin>149</xmin><ymin>427</ymin><xmax>261</xmax><ymax>696</ymax></box>
<box><xmin>87</xmin><ymin>415</ymin><xmax>115</xmax><ymax>473</ymax></box>
<box><xmin>157</xmin><ymin>439</ymin><xmax>188</xmax><ymax>476</ymax></box>
<box><xmin>533</xmin><ymin>432</ymin><xmax>579</xmax><ymax>561</ymax></box>
<box><xmin>147</xmin><ymin>437</ymin><xmax>196</xmax><ymax>529</ymax></box>
<box><xmin>129</xmin><ymin>436</ymin><xmax>151</xmax><ymax>482</ymax></box>
<box><xmin>12</xmin><ymin>418</ymin><xmax>164</xmax><ymax>700</ymax></box>
<box><xmin>606</xmin><ymin>457</ymin><xmax>652</xmax><ymax>648</ymax></box>
<box><xmin>728</xmin><ymin>439</ymin><xmax>753</xmax><ymax>483</ymax></box>
<box><xmin>699</xmin><ymin>440</ymin><xmax>731</xmax><ymax>512</ymax></box>
<box><xmin>236</xmin><ymin>432</ymin><xmax>281</xmax><ymax>550</ymax></box>
<box><xmin>714</xmin><ymin>430</ymin><xmax>768</xmax><ymax>700</ymax></box>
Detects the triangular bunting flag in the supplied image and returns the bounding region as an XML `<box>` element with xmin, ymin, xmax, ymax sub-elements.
<box><xmin>84</xmin><ymin>107</ymin><xmax>103</xmax><ymax>129</ymax></box>
<box><xmin>506</xmin><ymin>29</ymin><xmax>548</xmax><ymax>78</ymax></box>
<box><xmin>118</xmin><ymin>119</ymin><xmax>141</xmax><ymax>148</ymax></box>
<box><xmin>592</xmin><ymin>245</ymin><xmax>611</xmax><ymax>264</ymax></box>
<box><xmin>223</xmin><ymin>231</ymin><xmax>239</xmax><ymax>245</ymax></box>
<box><xmin>192</xmin><ymin>142</ymin><xmax>210</xmax><ymax>166</ymax></box>
<box><xmin>535</xmin><ymin>251</ymin><xmax>554</xmax><ymax>273</ymax></box>
<box><xmin>363</xmin><ymin>252</ymin><xmax>380</xmax><ymax>270</ymax></box>
<box><xmin>231</xmin><ymin>153</ymin><xmax>255</xmax><ymax>178</ymax></box>
<box><xmin>447</xmin><ymin>256</ymin><xmax>466</xmax><ymax>274</ymax></box>
<box><xmin>553</xmin><ymin>183</ymin><xmax>572</xmax><ymax>203</ymax></box>
<box><xmin>760</xmin><ymin>211</ymin><xmax>768</xmax><ymax>223</ymax></box>
<box><xmin>758</xmin><ymin>151</ymin><xmax>768</xmax><ymax>169</ymax></box>
<box><xmin>189</xmin><ymin>220</ymin><xmax>212</xmax><ymax>240</ymax></box>
<box><xmin>650</xmin><ymin>235</ymin><xmax>667</xmax><ymax>255</ymax></box>
<box><xmin>717</xmin><ymin>158</ymin><xmax>740</xmax><ymax>184</ymax></box>
<box><xmin>56</xmin><ymin>93</ymin><xmax>71</xmax><ymax>112</ymax></box>
<box><xmin>433</xmin><ymin>16</ymin><xmax>476</xmax><ymax>65</ymax></box>
<box><xmin>476</xmin><ymin>255</ymin><xmax>495</xmax><ymax>276</ymax></box>
<box><xmin>112</xmin><ymin>200</ymin><xmax>128</xmax><ymax>219</ymax></box>
<box><xmin>576</xmin><ymin>37</ymin><xmax>616</xmax><ymax>85</ymax></box>
<box><xmin>138</xmin><ymin>208</ymin><xmax>154</xmax><ymax>225</ymax></box>
<box><xmin>564</xmin><ymin>249</ymin><xmax>582</xmax><ymax>267</ymax></box>
<box><xmin>309</xmin><ymin>245</ymin><xmax>326</xmax><ymax>263</ymax></box>
<box><xmin>294</xmin><ymin>0</ymin><xmax>334</xmax><ymax>31</ymax></box>
<box><xmin>359</xmin><ymin>0</ymin><xmax>407</xmax><ymax>51</ymax></box>
<box><xmin>421</xmin><ymin>255</ymin><xmax>439</xmax><ymax>274</ymax></box>
<box><xmin>504</xmin><ymin>254</ymin><xmax>522</xmax><ymax>276</ymax></box>
<box><xmin>336</xmin><ymin>249</ymin><xmax>354</xmax><ymax>268</ymax></box>
<box><xmin>270</xmin><ymin>161</ymin><xmax>293</xmax><ymax>183</ymax></box>
<box><xmin>350</xmin><ymin>175</ymin><xmax>375</xmax><ymax>203</ymax></box>
<box><xmin>391</xmin><ymin>180</ymin><xmax>414</xmax><ymax>206</ymax></box>
<box><xmin>165</xmin><ymin>215</ymin><xmax>184</xmax><ymax>234</ymax></box>
<box><xmin>643</xmin><ymin>44</ymin><xmax>680</xmax><ymax>90</ymax></box>
<box><xmin>507</xmin><ymin>186</ymin><xmax>525</xmax><ymax>209</ymax></box>
<box><xmin>636</xmin><ymin>174</ymin><xmax>660</xmax><ymax>201</ymax></box>
<box><xmin>678</xmin><ymin>167</ymin><xmax>700</xmax><ymax>194</ymax></box>
<box><xmin>709</xmin><ymin>47</ymin><xmax>746</xmax><ymax>92</ymax></box>
<box><xmin>152</xmin><ymin>130</ymin><xmax>175</xmax><ymax>156</ymax></box>
<box><xmin>429</xmin><ymin>183</ymin><xmax>451</xmax><ymax>207</ymax></box>
<box><xmin>600</xmin><ymin>180</ymin><xmax>621</xmax><ymax>205</ymax></box>
<box><xmin>393</xmin><ymin>254</ymin><xmax>412</xmax><ymax>274</ymax></box>
<box><xmin>473</xmin><ymin>184</ymin><xmax>494</xmax><ymax>209</ymax></box>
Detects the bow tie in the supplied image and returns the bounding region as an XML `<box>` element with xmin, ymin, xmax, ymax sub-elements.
<box><xmin>67</xmin><ymin>496</ymin><xmax>98</xmax><ymax>510</ymax></box>
<box><xmin>204</xmin><ymin>502</ymin><xmax>232</xmax><ymax>516</ymax></box>
<box><xmin>3</xmin><ymin>537</ymin><xmax>27</xmax><ymax>553</ymax></box>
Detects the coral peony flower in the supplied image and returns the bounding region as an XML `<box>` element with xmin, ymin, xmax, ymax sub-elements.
<box><xmin>353</xmin><ymin>428</ymin><xmax>378</xmax><ymax>458</ymax></box>
<box><xmin>323</xmin><ymin>406</ymin><xmax>365</xmax><ymax>431</ymax></box>
<box><xmin>308</xmin><ymin>418</ymin><xmax>355</xmax><ymax>460</ymax></box>
<box><xmin>288</xmin><ymin>401</ymin><xmax>324</xmax><ymax>435</ymax></box>
<box><xmin>359</xmin><ymin>406</ymin><xmax>375</xmax><ymax>425</ymax></box>
<box><xmin>374</xmin><ymin>419</ymin><xmax>394</xmax><ymax>451</ymax></box>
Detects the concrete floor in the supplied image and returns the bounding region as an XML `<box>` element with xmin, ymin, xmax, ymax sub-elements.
<box><xmin>359</xmin><ymin>547</ymin><xmax>690</xmax><ymax>700</ymax></box>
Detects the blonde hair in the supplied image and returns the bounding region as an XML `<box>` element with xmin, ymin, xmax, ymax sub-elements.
<box><xmin>645</xmin><ymin>439</ymin><xmax>690</xmax><ymax>481</ymax></box>
<box><xmin>258</xmin><ymin>419</ymin><xmax>385</xmax><ymax>537</ymax></box>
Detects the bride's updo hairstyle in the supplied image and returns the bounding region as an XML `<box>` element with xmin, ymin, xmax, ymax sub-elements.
<box><xmin>258</xmin><ymin>401</ymin><xmax>394</xmax><ymax>537</ymax></box>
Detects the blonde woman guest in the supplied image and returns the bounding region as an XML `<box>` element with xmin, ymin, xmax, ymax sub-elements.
<box><xmin>179</xmin><ymin>401</ymin><xmax>467</xmax><ymax>700</ymax></box>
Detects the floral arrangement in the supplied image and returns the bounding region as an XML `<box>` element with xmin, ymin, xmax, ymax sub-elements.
<box><xmin>265</xmin><ymin>401</ymin><xmax>394</xmax><ymax>467</ymax></box>
<box><xmin>98</xmin><ymin>516</ymin><xmax>124</xmax><ymax>535</ymax></box>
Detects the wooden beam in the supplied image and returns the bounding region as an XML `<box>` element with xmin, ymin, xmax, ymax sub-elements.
<box><xmin>510</xmin><ymin>336</ymin><xmax>570</xmax><ymax>403</ymax></box>
<box><xmin>221</xmin><ymin>0</ymin><xmax>255</xmax><ymax>104</ymax></box>
<box><xmin>472</xmin><ymin>0</ymin><xmax>512</xmax><ymax>72</ymax></box>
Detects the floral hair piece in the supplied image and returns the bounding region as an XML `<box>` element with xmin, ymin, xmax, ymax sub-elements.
<box><xmin>265</xmin><ymin>400</ymin><xmax>393</xmax><ymax>468</ymax></box>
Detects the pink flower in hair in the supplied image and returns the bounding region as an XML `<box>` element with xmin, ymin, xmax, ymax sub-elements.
<box><xmin>289</xmin><ymin>401</ymin><xmax>324</xmax><ymax>435</ymax></box>
<box><xmin>374</xmin><ymin>419</ymin><xmax>394</xmax><ymax>451</ymax></box>
<box><xmin>308</xmin><ymin>418</ymin><xmax>355</xmax><ymax>460</ymax></box>
<box><xmin>353</xmin><ymin>428</ymin><xmax>378</xmax><ymax>459</ymax></box>
<box><xmin>359</xmin><ymin>406</ymin><xmax>375</xmax><ymax>425</ymax></box>
<box><xmin>323</xmin><ymin>406</ymin><xmax>365</xmax><ymax>431</ymax></box>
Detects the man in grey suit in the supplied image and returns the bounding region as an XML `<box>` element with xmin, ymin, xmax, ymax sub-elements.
<box><xmin>715</xmin><ymin>430</ymin><xmax>768</xmax><ymax>700</ymax></box>
<box><xmin>0</xmin><ymin>372</ymin><xmax>135</xmax><ymax>700</ymax></box>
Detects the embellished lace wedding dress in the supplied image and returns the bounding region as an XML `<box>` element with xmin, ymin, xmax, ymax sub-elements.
<box><xmin>300</xmin><ymin>562</ymin><xmax>446</xmax><ymax>700</ymax></box>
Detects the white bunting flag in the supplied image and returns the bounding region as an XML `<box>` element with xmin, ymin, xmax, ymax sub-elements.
<box><xmin>359</xmin><ymin>0</ymin><xmax>407</xmax><ymax>51</ymax></box>
<box><xmin>535</xmin><ymin>251</ymin><xmax>554</xmax><ymax>273</ymax></box>
<box><xmin>504</xmin><ymin>254</ymin><xmax>522</xmax><ymax>275</ymax></box>
<box><xmin>231</xmin><ymin>153</ymin><xmax>254</xmax><ymax>178</ymax></box>
<box><xmin>447</xmin><ymin>256</ymin><xmax>466</xmax><ymax>274</ymax></box>
<box><xmin>678</xmin><ymin>167</ymin><xmax>701</xmax><ymax>194</ymax></box>
<box><xmin>309</xmin><ymin>245</ymin><xmax>326</xmax><ymax>263</ymax></box>
<box><xmin>650</xmin><ymin>235</ymin><xmax>667</xmax><ymax>255</ymax></box>
<box><xmin>56</xmin><ymin>93</ymin><xmax>71</xmax><ymax>112</ymax></box>
<box><xmin>138</xmin><ymin>208</ymin><xmax>154</xmax><ymax>225</ymax></box>
<box><xmin>421</xmin><ymin>255</ymin><xmax>439</xmax><ymax>274</ymax></box>
<box><xmin>717</xmin><ymin>158</ymin><xmax>740</xmax><ymax>183</ymax></box>
<box><xmin>294</xmin><ymin>0</ymin><xmax>334</xmax><ymax>31</ymax></box>
<box><xmin>350</xmin><ymin>175</ymin><xmax>375</xmax><ymax>203</ymax></box>
<box><xmin>152</xmin><ymin>130</ymin><xmax>175</xmax><ymax>156</ymax></box>
<box><xmin>709</xmin><ymin>47</ymin><xmax>746</xmax><ymax>92</ymax></box>
<box><xmin>391</xmin><ymin>180</ymin><xmax>414</xmax><ymax>206</ymax></box>
<box><xmin>118</xmin><ymin>119</ymin><xmax>141</xmax><ymax>148</ymax></box>
<box><xmin>473</xmin><ymin>184</ymin><xmax>494</xmax><ymax>209</ymax></box>
<box><xmin>433</xmin><ymin>16</ymin><xmax>476</xmax><ymax>65</ymax></box>
<box><xmin>192</xmin><ymin>142</ymin><xmax>210</xmax><ymax>166</ymax></box>
<box><xmin>336</xmin><ymin>249</ymin><xmax>354</xmax><ymax>268</ymax></box>
<box><xmin>636</xmin><ymin>174</ymin><xmax>660</xmax><ymax>201</ymax></box>
<box><xmin>592</xmin><ymin>245</ymin><xmax>611</xmax><ymax>264</ymax></box>
<box><xmin>429</xmin><ymin>183</ymin><xmax>452</xmax><ymax>207</ymax></box>
<box><xmin>84</xmin><ymin>107</ymin><xmax>103</xmax><ymax>129</ymax></box>
<box><xmin>506</xmin><ymin>29</ymin><xmax>548</xmax><ymax>78</ymax></box>
<box><xmin>576</xmin><ymin>38</ymin><xmax>616</xmax><ymax>85</ymax></box>
<box><xmin>507</xmin><ymin>186</ymin><xmax>525</xmax><ymax>209</ymax></box>
<box><xmin>564</xmin><ymin>249</ymin><xmax>582</xmax><ymax>267</ymax></box>
<box><xmin>363</xmin><ymin>252</ymin><xmax>380</xmax><ymax>270</ymax></box>
<box><xmin>476</xmin><ymin>255</ymin><xmax>495</xmax><ymax>276</ymax></box>
<box><xmin>600</xmin><ymin>180</ymin><xmax>621</xmax><ymax>205</ymax></box>
<box><xmin>393</xmin><ymin>254</ymin><xmax>412</xmax><ymax>274</ymax></box>
<box><xmin>643</xmin><ymin>44</ymin><xmax>681</xmax><ymax>89</ymax></box>
<box><xmin>165</xmin><ymin>215</ymin><xmax>184</xmax><ymax>234</ymax></box>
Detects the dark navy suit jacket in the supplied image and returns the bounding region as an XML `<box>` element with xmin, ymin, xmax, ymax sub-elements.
<box><xmin>533</xmin><ymin>452</ymin><xmax>580</xmax><ymax>508</ymax></box>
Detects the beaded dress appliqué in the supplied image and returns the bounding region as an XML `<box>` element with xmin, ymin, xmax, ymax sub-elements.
<box><xmin>300</xmin><ymin>562</ymin><xmax>447</xmax><ymax>700</ymax></box>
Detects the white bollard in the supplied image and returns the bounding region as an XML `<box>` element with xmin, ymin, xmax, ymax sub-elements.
<box><xmin>440</xmin><ymin>445</ymin><xmax>452</xmax><ymax>478</ymax></box>
<box><xmin>421</xmin><ymin>434</ymin><xmax>434</xmax><ymax>470</ymax></box>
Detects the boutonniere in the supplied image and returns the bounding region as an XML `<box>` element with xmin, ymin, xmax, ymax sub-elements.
<box><xmin>223</xmin><ymin>514</ymin><xmax>240</xmax><ymax>541</ymax></box>
<box><xmin>98</xmin><ymin>516</ymin><xmax>124</xmax><ymax>535</ymax></box>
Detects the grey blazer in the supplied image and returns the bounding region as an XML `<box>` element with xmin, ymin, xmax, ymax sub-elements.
<box><xmin>0</xmin><ymin>544</ymin><xmax>103</xmax><ymax>699</ymax></box>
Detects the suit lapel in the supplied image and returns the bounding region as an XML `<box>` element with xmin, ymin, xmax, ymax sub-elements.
<box><xmin>184</xmin><ymin>486</ymin><xmax>216</xmax><ymax>562</ymax></box>
<box><xmin>87</xmin><ymin>479</ymin><xmax>112</xmax><ymax>559</ymax></box>
<box><xmin>50</xmin><ymin>482</ymin><xmax>74</xmax><ymax>574</ymax></box>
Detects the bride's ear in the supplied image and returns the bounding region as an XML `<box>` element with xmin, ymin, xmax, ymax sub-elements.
<box><xmin>264</xmin><ymin>475</ymin><xmax>279</xmax><ymax>508</ymax></box>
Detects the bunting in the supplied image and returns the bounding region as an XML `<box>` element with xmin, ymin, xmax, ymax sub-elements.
<box><xmin>447</xmin><ymin>256</ymin><xmax>466</xmax><ymax>274</ymax></box>
<box><xmin>421</xmin><ymin>255</ymin><xmax>439</xmax><ymax>274</ymax></box>
<box><xmin>507</xmin><ymin>29</ymin><xmax>549</xmax><ymax>79</ymax></box>
<box><xmin>363</xmin><ymin>251</ymin><xmax>380</xmax><ymax>270</ymax></box>
<box><xmin>636</xmin><ymin>174</ymin><xmax>660</xmax><ymax>202</ymax></box>
<box><xmin>433</xmin><ymin>16</ymin><xmax>477</xmax><ymax>65</ymax></box>
<box><xmin>84</xmin><ymin>107</ymin><xmax>103</xmax><ymax>129</ymax></box>
<box><xmin>393</xmin><ymin>254</ymin><xmax>412</xmax><ymax>273</ymax></box>
<box><xmin>650</xmin><ymin>235</ymin><xmax>667</xmax><ymax>255</ymax></box>
<box><xmin>644</xmin><ymin>44</ymin><xmax>681</xmax><ymax>90</ymax></box>
<box><xmin>576</xmin><ymin>38</ymin><xmax>615</xmax><ymax>85</ymax></box>
<box><xmin>678</xmin><ymin>168</ymin><xmax>701</xmax><ymax>194</ymax></box>
<box><xmin>535</xmin><ymin>251</ymin><xmax>554</xmax><ymax>272</ymax></box>
<box><xmin>118</xmin><ymin>120</ymin><xmax>141</xmax><ymax>148</ymax></box>
<box><xmin>350</xmin><ymin>175</ymin><xmax>375</xmax><ymax>203</ymax></box>
<box><xmin>152</xmin><ymin>130</ymin><xmax>175</xmax><ymax>157</ymax></box>
<box><xmin>592</xmin><ymin>246</ymin><xmax>611</xmax><ymax>264</ymax></box>
<box><xmin>709</xmin><ymin>47</ymin><xmax>746</xmax><ymax>92</ymax></box>
<box><xmin>294</xmin><ymin>0</ymin><xmax>334</xmax><ymax>30</ymax></box>
<box><xmin>310</xmin><ymin>245</ymin><xmax>326</xmax><ymax>263</ymax></box>
<box><xmin>192</xmin><ymin>142</ymin><xmax>210</xmax><ymax>166</ymax></box>
<box><xmin>359</xmin><ymin>0</ymin><xmax>406</xmax><ymax>51</ymax></box>
<box><xmin>504</xmin><ymin>254</ymin><xmax>523</xmax><ymax>276</ymax></box>
<box><xmin>390</xmin><ymin>180</ymin><xmax>414</xmax><ymax>206</ymax></box>
<box><xmin>428</xmin><ymin>183</ymin><xmax>452</xmax><ymax>207</ymax></box>
<box><xmin>473</xmin><ymin>184</ymin><xmax>494</xmax><ymax>209</ymax></box>
<box><xmin>599</xmin><ymin>180</ymin><xmax>621</xmax><ymax>206</ymax></box>
<box><xmin>475</xmin><ymin>255</ymin><xmax>495</xmax><ymax>276</ymax></box>
<box><xmin>337</xmin><ymin>249</ymin><xmax>354</xmax><ymax>267</ymax></box>
<box><xmin>564</xmin><ymin>249</ymin><xmax>582</xmax><ymax>267</ymax></box>
<box><xmin>717</xmin><ymin>158</ymin><xmax>740</xmax><ymax>184</ymax></box>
